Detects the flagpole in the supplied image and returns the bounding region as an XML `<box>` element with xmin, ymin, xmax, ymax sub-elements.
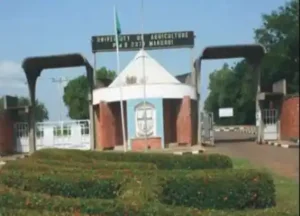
<box><xmin>140</xmin><ymin>0</ymin><xmax>148</xmax><ymax>151</ymax></box>
<box><xmin>114</xmin><ymin>6</ymin><xmax>127</xmax><ymax>152</ymax></box>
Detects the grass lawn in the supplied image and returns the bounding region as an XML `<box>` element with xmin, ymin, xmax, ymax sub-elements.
<box><xmin>203</xmin><ymin>158</ymin><xmax>299</xmax><ymax>216</ymax></box>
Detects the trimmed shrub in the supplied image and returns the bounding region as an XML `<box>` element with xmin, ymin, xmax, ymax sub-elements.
<box><xmin>160</xmin><ymin>169</ymin><xmax>276</xmax><ymax>210</ymax></box>
<box><xmin>0</xmin><ymin>187</ymin><xmax>203</xmax><ymax>216</ymax></box>
<box><xmin>32</xmin><ymin>149</ymin><xmax>233</xmax><ymax>170</ymax></box>
<box><xmin>0</xmin><ymin>187</ymin><xmax>124</xmax><ymax>215</ymax></box>
<box><xmin>117</xmin><ymin>173</ymin><xmax>162</xmax><ymax>209</ymax></box>
<box><xmin>0</xmin><ymin>209</ymin><xmax>87</xmax><ymax>216</ymax></box>
<box><xmin>3</xmin><ymin>158</ymin><xmax>157</xmax><ymax>172</ymax></box>
<box><xmin>0</xmin><ymin>170</ymin><xmax>124</xmax><ymax>199</ymax></box>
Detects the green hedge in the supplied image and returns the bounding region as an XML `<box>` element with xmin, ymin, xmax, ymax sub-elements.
<box><xmin>32</xmin><ymin>149</ymin><xmax>233</xmax><ymax>170</ymax></box>
<box><xmin>0</xmin><ymin>209</ymin><xmax>88</xmax><ymax>216</ymax></box>
<box><xmin>0</xmin><ymin>186</ymin><xmax>204</xmax><ymax>216</ymax></box>
<box><xmin>0</xmin><ymin>169</ymin><xmax>276</xmax><ymax>210</ymax></box>
<box><xmin>3</xmin><ymin>158</ymin><xmax>157</xmax><ymax>172</ymax></box>
<box><xmin>0</xmin><ymin>170</ymin><xmax>123</xmax><ymax>199</ymax></box>
<box><xmin>160</xmin><ymin>169</ymin><xmax>276</xmax><ymax>210</ymax></box>
<box><xmin>0</xmin><ymin>187</ymin><xmax>124</xmax><ymax>215</ymax></box>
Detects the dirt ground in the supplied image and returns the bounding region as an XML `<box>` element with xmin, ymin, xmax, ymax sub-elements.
<box><xmin>209</xmin><ymin>132</ymin><xmax>299</xmax><ymax>181</ymax></box>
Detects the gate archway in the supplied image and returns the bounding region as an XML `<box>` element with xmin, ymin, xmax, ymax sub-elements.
<box><xmin>193</xmin><ymin>44</ymin><xmax>267</xmax><ymax>145</ymax></box>
<box><xmin>22</xmin><ymin>53</ymin><xmax>95</xmax><ymax>154</ymax></box>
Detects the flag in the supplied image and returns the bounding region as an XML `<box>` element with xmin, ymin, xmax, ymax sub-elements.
<box><xmin>114</xmin><ymin>7</ymin><xmax>122</xmax><ymax>47</ymax></box>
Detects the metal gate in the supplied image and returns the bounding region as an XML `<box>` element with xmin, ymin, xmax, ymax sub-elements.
<box><xmin>201</xmin><ymin>112</ymin><xmax>214</xmax><ymax>145</ymax></box>
<box><xmin>262</xmin><ymin>109</ymin><xmax>278</xmax><ymax>141</ymax></box>
<box><xmin>14</xmin><ymin>120</ymin><xmax>90</xmax><ymax>153</ymax></box>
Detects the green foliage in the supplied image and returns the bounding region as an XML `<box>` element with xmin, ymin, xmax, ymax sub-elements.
<box><xmin>0</xmin><ymin>186</ymin><xmax>204</xmax><ymax>215</ymax></box>
<box><xmin>63</xmin><ymin>67</ymin><xmax>116</xmax><ymax>120</ymax></box>
<box><xmin>0</xmin><ymin>209</ymin><xmax>87</xmax><ymax>216</ymax></box>
<box><xmin>204</xmin><ymin>62</ymin><xmax>257</xmax><ymax>125</ymax></box>
<box><xmin>0</xmin><ymin>187</ymin><xmax>122</xmax><ymax>215</ymax></box>
<box><xmin>255</xmin><ymin>0</ymin><xmax>299</xmax><ymax>94</ymax></box>
<box><xmin>0</xmin><ymin>96</ymin><xmax>48</xmax><ymax>122</ymax></box>
<box><xmin>4</xmin><ymin>158</ymin><xmax>158</xmax><ymax>172</ymax></box>
<box><xmin>0</xmin><ymin>170</ymin><xmax>121</xmax><ymax>199</ymax></box>
<box><xmin>63</xmin><ymin>75</ymin><xmax>89</xmax><ymax>120</ymax></box>
<box><xmin>160</xmin><ymin>169</ymin><xmax>276</xmax><ymax>210</ymax></box>
<box><xmin>31</xmin><ymin>148</ymin><xmax>233</xmax><ymax>170</ymax></box>
<box><xmin>205</xmin><ymin>0</ymin><xmax>299</xmax><ymax>125</ymax></box>
<box><xmin>284</xmin><ymin>92</ymin><xmax>299</xmax><ymax>100</ymax></box>
<box><xmin>95</xmin><ymin>67</ymin><xmax>117</xmax><ymax>81</ymax></box>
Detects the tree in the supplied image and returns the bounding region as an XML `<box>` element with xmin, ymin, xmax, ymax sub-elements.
<box><xmin>96</xmin><ymin>67</ymin><xmax>117</xmax><ymax>81</ymax></box>
<box><xmin>63</xmin><ymin>67</ymin><xmax>117</xmax><ymax>120</ymax></box>
<box><xmin>0</xmin><ymin>96</ymin><xmax>49</xmax><ymax>122</ymax></box>
<box><xmin>204</xmin><ymin>62</ymin><xmax>257</xmax><ymax>125</ymax></box>
<box><xmin>254</xmin><ymin>0</ymin><xmax>299</xmax><ymax>93</ymax></box>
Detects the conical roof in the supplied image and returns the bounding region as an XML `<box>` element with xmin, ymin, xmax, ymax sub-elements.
<box><xmin>109</xmin><ymin>49</ymin><xmax>180</xmax><ymax>87</ymax></box>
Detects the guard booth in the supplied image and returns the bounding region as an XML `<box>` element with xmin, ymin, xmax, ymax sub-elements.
<box><xmin>257</xmin><ymin>79</ymin><xmax>286</xmax><ymax>142</ymax></box>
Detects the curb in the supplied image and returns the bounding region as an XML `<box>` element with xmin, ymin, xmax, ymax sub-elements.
<box><xmin>214</xmin><ymin>127</ymin><xmax>257</xmax><ymax>135</ymax></box>
<box><xmin>202</xmin><ymin>143</ymin><xmax>215</xmax><ymax>147</ymax></box>
<box><xmin>259</xmin><ymin>141</ymin><xmax>299</xmax><ymax>149</ymax></box>
<box><xmin>173</xmin><ymin>149</ymin><xmax>205</xmax><ymax>155</ymax></box>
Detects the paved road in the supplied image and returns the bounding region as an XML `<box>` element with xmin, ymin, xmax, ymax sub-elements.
<box><xmin>208</xmin><ymin>132</ymin><xmax>299</xmax><ymax>181</ymax></box>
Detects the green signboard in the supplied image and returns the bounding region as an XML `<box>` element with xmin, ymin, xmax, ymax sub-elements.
<box><xmin>92</xmin><ymin>31</ymin><xmax>195</xmax><ymax>52</ymax></box>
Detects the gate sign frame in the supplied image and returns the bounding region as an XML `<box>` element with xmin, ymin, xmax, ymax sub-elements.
<box><xmin>92</xmin><ymin>31</ymin><xmax>195</xmax><ymax>52</ymax></box>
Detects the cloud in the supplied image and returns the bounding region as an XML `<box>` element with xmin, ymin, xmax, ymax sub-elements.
<box><xmin>0</xmin><ymin>60</ymin><xmax>27</xmax><ymax>88</ymax></box>
<box><xmin>0</xmin><ymin>60</ymin><xmax>23</xmax><ymax>77</ymax></box>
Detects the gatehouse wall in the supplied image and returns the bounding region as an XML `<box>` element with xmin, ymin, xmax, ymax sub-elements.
<box><xmin>0</xmin><ymin>111</ymin><xmax>14</xmax><ymax>155</ymax></box>
<box><xmin>280</xmin><ymin>96</ymin><xmax>299</xmax><ymax>140</ymax></box>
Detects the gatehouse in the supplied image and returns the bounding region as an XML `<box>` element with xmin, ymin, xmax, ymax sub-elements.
<box><xmin>93</xmin><ymin>49</ymin><xmax>198</xmax><ymax>151</ymax></box>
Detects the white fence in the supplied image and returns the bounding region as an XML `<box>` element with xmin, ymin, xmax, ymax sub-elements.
<box><xmin>14</xmin><ymin>120</ymin><xmax>90</xmax><ymax>153</ymax></box>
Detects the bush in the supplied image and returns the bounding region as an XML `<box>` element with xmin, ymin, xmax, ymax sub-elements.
<box><xmin>117</xmin><ymin>173</ymin><xmax>162</xmax><ymax>209</ymax></box>
<box><xmin>160</xmin><ymin>169</ymin><xmax>276</xmax><ymax>210</ymax></box>
<box><xmin>0</xmin><ymin>187</ymin><xmax>203</xmax><ymax>216</ymax></box>
<box><xmin>3</xmin><ymin>158</ymin><xmax>157</xmax><ymax>172</ymax></box>
<box><xmin>32</xmin><ymin>149</ymin><xmax>233</xmax><ymax>170</ymax></box>
<box><xmin>0</xmin><ymin>187</ymin><xmax>124</xmax><ymax>215</ymax></box>
<box><xmin>0</xmin><ymin>170</ymin><xmax>124</xmax><ymax>199</ymax></box>
<box><xmin>0</xmin><ymin>209</ymin><xmax>86</xmax><ymax>216</ymax></box>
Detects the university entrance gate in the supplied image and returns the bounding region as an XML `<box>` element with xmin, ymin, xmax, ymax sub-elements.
<box><xmin>194</xmin><ymin>44</ymin><xmax>267</xmax><ymax>145</ymax></box>
<box><xmin>200</xmin><ymin>108</ymin><xmax>279</xmax><ymax>145</ymax></box>
<box><xmin>14</xmin><ymin>120</ymin><xmax>90</xmax><ymax>153</ymax></box>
